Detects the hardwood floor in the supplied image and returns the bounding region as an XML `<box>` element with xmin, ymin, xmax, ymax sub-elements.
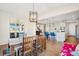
<box><xmin>39</xmin><ymin>40</ymin><xmax>63</xmax><ymax>56</ymax></box>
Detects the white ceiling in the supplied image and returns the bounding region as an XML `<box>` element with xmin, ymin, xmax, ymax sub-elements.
<box><xmin>0</xmin><ymin>3</ymin><xmax>79</xmax><ymax>20</ymax></box>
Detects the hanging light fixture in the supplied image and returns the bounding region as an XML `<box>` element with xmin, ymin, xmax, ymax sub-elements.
<box><xmin>29</xmin><ymin>3</ymin><xmax>38</xmax><ymax>23</ymax></box>
<box><xmin>29</xmin><ymin>11</ymin><xmax>38</xmax><ymax>22</ymax></box>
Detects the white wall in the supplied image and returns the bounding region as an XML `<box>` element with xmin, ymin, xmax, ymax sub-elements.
<box><xmin>24</xmin><ymin>18</ymin><xmax>36</xmax><ymax>37</ymax></box>
<box><xmin>26</xmin><ymin>22</ymin><xmax>36</xmax><ymax>37</ymax></box>
<box><xmin>0</xmin><ymin>11</ymin><xmax>9</xmax><ymax>45</ymax></box>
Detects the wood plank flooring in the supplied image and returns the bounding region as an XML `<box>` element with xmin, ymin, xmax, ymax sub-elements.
<box><xmin>39</xmin><ymin>40</ymin><xmax>63</xmax><ymax>56</ymax></box>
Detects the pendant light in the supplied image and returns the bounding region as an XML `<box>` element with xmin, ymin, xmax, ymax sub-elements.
<box><xmin>29</xmin><ymin>3</ymin><xmax>38</xmax><ymax>23</ymax></box>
